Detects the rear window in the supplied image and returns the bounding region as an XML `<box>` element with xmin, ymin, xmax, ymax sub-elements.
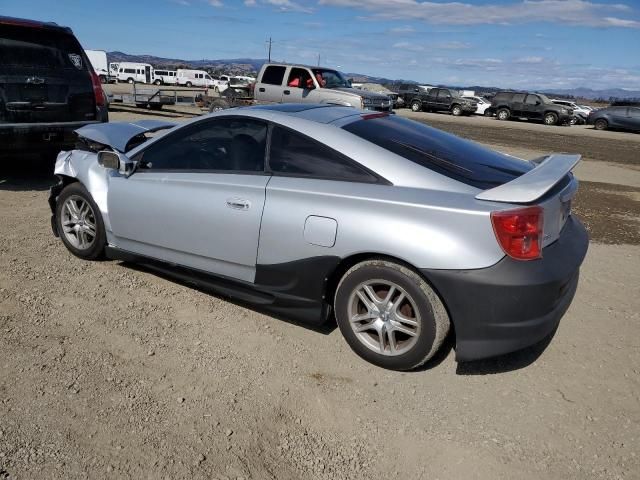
<box><xmin>261</xmin><ymin>66</ymin><xmax>286</xmax><ymax>85</ymax></box>
<box><xmin>0</xmin><ymin>25</ymin><xmax>85</xmax><ymax>71</ymax></box>
<box><xmin>342</xmin><ymin>115</ymin><xmax>534</xmax><ymax>189</ymax></box>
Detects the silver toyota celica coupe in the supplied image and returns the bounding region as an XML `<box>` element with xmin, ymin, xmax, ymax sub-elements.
<box><xmin>49</xmin><ymin>104</ymin><xmax>588</xmax><ymax>370</ymax></box>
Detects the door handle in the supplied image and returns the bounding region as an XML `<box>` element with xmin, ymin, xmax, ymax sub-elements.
<box><xmin>226</xmin><ymin>198</ymin><xmax>250</xmax><ymax>210</ymax></box>
<box><xmin>258</xmin><ymin>87</ymin><xmax>265</xmax><ymax>92</ymax></box>
<box><xmin>283</xmin><ymin>90</ymin><xmax>290</xmax><ymax>95</ymax></box>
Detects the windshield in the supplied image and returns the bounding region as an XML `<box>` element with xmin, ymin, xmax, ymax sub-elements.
<box><xmin>311</xmin><ymin>69</ymin><xmax>351</xmax><ymax>88</ymax></box>
<box><xmin>343</xmin><ymin>115</ymin><xmax>534</xmax><ymax>189</ymax></box>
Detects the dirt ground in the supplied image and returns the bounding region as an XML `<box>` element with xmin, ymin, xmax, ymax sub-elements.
<box><xmin>1</xmin><ymin>107</ymin><xmax>639</xmax><ymax>480</ymax></box>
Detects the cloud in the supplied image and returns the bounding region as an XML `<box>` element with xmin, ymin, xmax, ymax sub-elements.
<box><xmin>208</xmin><ymin>0</ymin><xmax>223</xmax><ymax>6</ymax></box>
<box><xmin>250</xmin><ymin>0</ymin><xmax>314</xmax><ymax>12</ymax></box>
<box><xmin>244</xmin><ymin>0</ymin><xmax>257</xmax><ymax>5</ymax></box>
<box><xmin>436</xmin><ymin>41</ymin><xmax>471</xmax><ymax>49</ymax></box>
<box><xmin>170</xmin><ymin>0</ymin><xmax>190</xmax><ymax>5</ymax></box>
<box><xmin>318</xmin><ymin>0</ymin><xmax>640</xmax><ymax>28</ymax></box>
<box><xmin>389</xmin><ymin>25</ymin><xmax>415</xmax><ymax>33</ymax></box>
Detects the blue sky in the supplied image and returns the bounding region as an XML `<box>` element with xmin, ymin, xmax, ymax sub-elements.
<box><xmin>3</xmin><ymin>0</ymin><xmax>640</xmax><ymax>90</ymax></box>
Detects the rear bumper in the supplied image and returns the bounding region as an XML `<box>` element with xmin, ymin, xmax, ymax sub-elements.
<box><xmin>423</xmin><ymin>216</ymin><xmax>589</xmax><ymax>362</ymax></box>
<box><xmin>0</xmin><ymin>116</ymin><xmax>106</xmax><ymax>154</ymax></box>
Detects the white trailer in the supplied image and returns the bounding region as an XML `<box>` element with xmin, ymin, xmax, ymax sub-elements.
<box><xmin>176</xmin><ymin>69</ymin><xmax>215</xmax><ymax>88</ymax></box>
<box><xmin>117</xmin><ymin>62</ymin><xmax>153</xmax><ymax>84</ymax></box>
<box><xmin>85</xmin><ymin>49</ymin><xmax>111</xmax><ymax>84</ymax></box>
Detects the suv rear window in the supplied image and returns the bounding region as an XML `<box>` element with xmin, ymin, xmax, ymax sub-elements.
<box><xmin>0</xmin><ymin>25</ymin><xmax>85</xmax><ymax>71</ymax></box>
<box><xmin>342</xmin><ymin>115</ymin><xmax>534</xmax><ymax>189</ymax></box>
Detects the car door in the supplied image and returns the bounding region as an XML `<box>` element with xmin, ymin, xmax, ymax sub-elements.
<box><xmin>425</xmin><ymin>88</ymin><xmax>439</xmax><ymax>109</ymax></box>
<box><xmin>107</xmin><ymin>117</ymin><xmax>270</xmax><ymax>283</ymax></box>
<box><xmin>436</xmin><ymin>89</ymin><xmax>451</xmax><ymax>111</ymax></box>
<box><xmin>522</xmin><ymin>94</ymin><xmax>542</xmax><ymax>119</ymax></box>
<box><xmin>510</xmin><ymin>93</ymin><xmax>526</xmax><ymax>117</ymax></box>
<box><xmin>282</xmin><ymin>67</ymin><xmax>321</xmax><ymax>104</ymax></box>
<box><xmin>255</xmin><ymin>65</ymin><xmax>287</xmax><ymax>103</ymax></box>
<box><xmin>621</xmin><ymin>107</ymin><xmax>640</xmax><ymax>130</ymax></box>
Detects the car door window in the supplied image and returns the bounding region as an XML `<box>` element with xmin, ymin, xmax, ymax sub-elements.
<box><xmin>137</xmin><ymin>118</ymin><xmax>267</xmax><ymax>172</ymax></box>
<box><xmin>427</xmin><ymin>89</ymin><xmax>438</xmax><ymax>100</ymax></box>
<box><xmin>437</xmin><ymin>90</ymin><xmax>451</xmax><ymax>100</ymax></box>
<box><xmin>512</xmin><ymin>93</ymin><xmax>526</xmax><ymax>103</ymax></box>
<box><xmin>268</xmin><ymin>126</ymin><xmax>378</xmax><ymax>183</ymax></box>
<box><xmin>630</xmin><ymin>107</ymin><xmax>640</xmax><ymax>118</ymax></box>
<box><xmin>261</xmin><ymin>66</ymin><xmax>286</xmax><ymax>85</ymax></box>
<box><xmin>287</xmin><ymin>67</ymin><xmax>313</xmax><ymax>89</ymax></box>
<box><xmin>525</xmin><ymin>95</ymin><xmax>539</xmax><ymax>105</ymax></box>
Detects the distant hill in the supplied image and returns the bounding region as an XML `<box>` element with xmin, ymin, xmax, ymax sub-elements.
<box><xmin>107</xmin><ymin>51</ymin><xmax>640</xmax><ymax>100</ymax></box>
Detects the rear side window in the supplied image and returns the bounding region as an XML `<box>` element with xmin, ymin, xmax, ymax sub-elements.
<box><xmin>269</xmin><ymin>126</ymin><xmax>378</xmax><ymax>183</ymax></box>
<box><xmin>493</xmin><ymin>92</ymin><xmax>511</xmax><ymax>103</ymax></box>
<box><xmin>261</xmin><ymin>66</ymin><xmax>286</xmax><ymax>85</ymax></box>
<box><xmin>0</xmin><ymin>25</ymin><xmax>85</xmax><ymax>71</ymax></box>
<box><xmin>343</xmin><ymin>116</ymin><xmax>534</xmax><ymax>189</ymax></box>
<box><xmin>512</xmin><ymin>93</ymin><xmax>526</xmax><ymax>103</ymax></box>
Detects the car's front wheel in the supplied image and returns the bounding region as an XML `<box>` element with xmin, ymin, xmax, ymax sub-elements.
<box><xmin>451</xmin><ymin>105</ymin><xmax>462</xmax><ymax>116</ymax></box>
<box><xmin>544</xmin><ymin>112</ymin><xmax>558</xmax><ymax>125</ymax></box>
<box><xmin>55</xmin><ymin>183</ymin><xmax>106</xmax><ymax>260</ymax></box>
<box><xmin>411</xmin><ymin>100</ymin><xmax>422</xmax><ymax>112</ymax></box>
<box><xmin>335</xmin><ymin>260</ymin><xmax>450</xmax><ymax>371</ymax></box>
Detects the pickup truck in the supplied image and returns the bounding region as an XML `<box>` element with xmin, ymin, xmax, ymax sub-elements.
<box><xmin>253</xmin><ymin>63</ymin><xmax>393</xmax><ymax>111</ymax></box>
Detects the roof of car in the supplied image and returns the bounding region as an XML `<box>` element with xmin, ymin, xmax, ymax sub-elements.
<box><xmin>0</xmin><ymin>16</ymin><xmax>71</xmax><ymax>33</ymax></box>
<box><xmin>248</xmin><ymin>104</ymin><xmax>364</xmax><ymax>124</ymax></box>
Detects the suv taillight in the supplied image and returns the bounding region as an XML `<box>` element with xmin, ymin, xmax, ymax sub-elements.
<box><xmin>491</xmin><ymin>206</ymin><xmax>543</xmax><ymax>260</ymax></box>
<box><xmin>90</xmin><ymin>70</ymin><xmax>106</xmax><ymax>107</ymax></box>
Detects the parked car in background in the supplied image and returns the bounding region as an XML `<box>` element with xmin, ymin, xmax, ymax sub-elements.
<box><xmin>356</xmin><ymin>83</ymin><xmax>402</xmax><ymax>108</ymax></box>
<box><xmin>177</xmin><ymin>69</ymin><xmax>214</xmax><ymax>88</ymax></box>
<box><xmin>463</xmin><ymin>95</ymin><xmax>491</xmax><ymax>115</ymax></box>
<box><xmin>488</xmin><ymin>92</ymin><xmax>573</xmax><ymax>125</ymax></box>
<box><xmin>587</xmin><ymin>106</ymin><xmax>640</xmax><ymax>132</ymax></box>
<box><xmin>254</xmin><ymin>63</ymin><xmax>392</xmax><ymax>111</ymax></box>
<box><xmin>117</xmin><ymin>62</ymin><xmax>153</xmax><ymax>84</ymax></box>
<box><xmin>152</xmin><ymin>69</ymin><xmax>177</xmax><ymax>85</ymax></box>
<box><xmin>85</xmin><ymin>49</ymin><xmax>111</xmax><ymax>84</ymax></box>
<box><xmin>396</xmin><ymin>84</ymin><xmax>432</xmax><ymax>108</ymax></box>
<box><xmin>0</xmin><ymin>16</ymin><xmax>108</xmax><ymax>158</ymax></box>
<box><xmin>551</xmin><ymin>99</ymin><xmax>591</xmax><ymax>124</ymax></box>
<box><xmin>408</xmin><ymin>87</ymin><xmax>478</xmax><ymax>116</ymax></box>
<box><xmin>48</xmin><ymin>104</ymin><xmax>587</xmax><ymax>370</ymax></box>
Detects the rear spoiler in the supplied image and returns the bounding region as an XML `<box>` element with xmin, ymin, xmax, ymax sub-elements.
<box><xmin>75</xmin><ymin>120</ymin><xmax>176</xmax><ymax>153</ymax></box>
<box><xmin>476</xmin><ymin>154</ymin><xmax>581</xmax><ymax>203</ymax></box>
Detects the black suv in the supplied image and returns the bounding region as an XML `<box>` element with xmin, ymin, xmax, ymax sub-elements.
<box><xmin>0</xmin><ymin>16</ymin><xmax>108</xmax><ymax>157</ymax></box>
<box><xmin>487</xmin><ymin>91</ymin><xmax>572</xmax><ymax>125</ymax></box>
<box><xmin>400</xmin><ymin>86</ymin><xmax>477</xmax><ymax>116</ymax></box>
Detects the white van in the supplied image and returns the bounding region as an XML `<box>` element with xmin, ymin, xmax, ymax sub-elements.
<box><xmin>153</xmin><ymin>69</ymin><xmax>177</xmax><ymax>85</ymax></box>
<box><xmin>117</xmin><ymin>62</ymin><xmax>153</xmax><ymax>84</ymax></box>
<box><xmin>176</xmin><ymin>69</ymin><xmax>214</xmax><ymax>88</ymax></box>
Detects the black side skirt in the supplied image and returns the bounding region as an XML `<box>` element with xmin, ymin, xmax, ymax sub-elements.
<box><xmin>105</xmin><ymin>246</ymin><xmax>339</xmax><ymax>326</ymax></box>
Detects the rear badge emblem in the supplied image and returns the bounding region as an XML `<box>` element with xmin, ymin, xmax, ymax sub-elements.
<box><xmin>68</xmin><ymin>54</ymin><xmax>83</xmax><ymax>69</ymax></box>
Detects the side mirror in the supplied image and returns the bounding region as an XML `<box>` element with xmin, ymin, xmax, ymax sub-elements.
<box><xmin>536</xmin><ymin>101</ymin><xmax>541</xmax><ymax>105</ymax></box>
<box><xmin>98</xmin><ymin>150</ymin><xmax>120</xmax><ymax>170</ymax></box>
<box><xmin>98</xmin><ymin>150</ymin><xmax>134</xmax><ymax>176</ymax></box>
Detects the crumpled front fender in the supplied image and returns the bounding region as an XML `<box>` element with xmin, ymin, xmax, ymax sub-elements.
<box><xmin>52</xmin><ymin>150</ymin><xmax>114</xmax><ymax>234</ymax></box>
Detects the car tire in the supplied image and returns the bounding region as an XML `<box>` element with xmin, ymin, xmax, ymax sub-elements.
<box><xmin>334</xmin><ymin>259</ymin><xmax>450</xmax><ymax>371</ymax></box>
<box><xmin>127</xmin><ymin>78</ymin><xmax>134</xmax><ymax>84</ymax></box>
<box><xmin>594</xmin><ymin>118</ymin><xmax>608</xmax><ymax>131</ymax></box>
<box><xmin>154</xmin><ymin>79</ymin><xmax>162</xmax><ymax>85</ymax></box>
<box><xmin>209</xmin><ymin>99</ymin><xmax>231</xmax><ymax>112</ymax></box>
<box><xmin>99</xmin><ymin>75</ymin><xmax>107</xmax><ymax>84</ymax></box>
<box><xmin>451</xmin><ymin>105</ymin><xmax>463</xmax><ymax>116</ymax></box>
<box><xmin>484</xmin><ymin>109</ymin><xmax>493</xmax><ymax>117</ymax></box>
<box><xmin>55</xmin><ymin>183</ymin><xmax>106</xmax><ymax>261</ymax></box>
<box><xmin>411</xmin><ymin>100</ymin><xmax>422</xmax><ymax>112</ymax></box>
<box><xmin>496</xmin><ymin>108</ymin><xmax>510</xmax><ymax>121</ymax></box>
<box><xmin>544</xmin><ymin>112</ymin><xmax>558</xmax><ymax>125</ymax></box>
<box><xmin>186</xmin><ymin>81</ymin><xmax>193</xmax><ymax>87</ymax></box>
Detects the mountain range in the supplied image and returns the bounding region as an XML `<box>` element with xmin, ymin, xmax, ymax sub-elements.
<box><xmin>107</xmin><ymin>51</ymin><xmax>640</xmax><ymax>100</ymax></box>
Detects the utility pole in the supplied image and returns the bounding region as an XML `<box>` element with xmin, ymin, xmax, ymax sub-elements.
<box><xmin>266</xmin><ymin>37</ymin><xmax>272</xmax><ymax>62</ymax></box>
<box><xmin>317</xmin><ymin>53</ymin><xmax>320</xmax><ymax>66</ymax></box>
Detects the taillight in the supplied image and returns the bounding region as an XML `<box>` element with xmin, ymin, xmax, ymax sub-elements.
<box><xmin>90</xmin><ymin>70</ymin><xmax>106</xmax><ymax>107</ymax></box>
<box><xmin>491</xmin><ymin>206</ymin><xmax>543</xmax><ymax>260</ymax></box>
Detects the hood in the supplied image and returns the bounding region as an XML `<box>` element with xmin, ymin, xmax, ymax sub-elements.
<box><xmin>75</xmin><ymin>120</ymin><xmax>177</xmax><ymax>153</ymax></box>
<box><xmin>333</xmin><ymin>87</ymin><xmax>391</xmax><ymax>100</ymax></box>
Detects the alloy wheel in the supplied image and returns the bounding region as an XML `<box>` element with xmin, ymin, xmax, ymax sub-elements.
<box><xmin>61</xmin><ymin>195</ymin><xmax>97</xmax><ymax>250</ymax></box>
<box><xmin>347</xmin><ymin>280</ymin><xmax>421</xmax><ymax>356</ymax></box>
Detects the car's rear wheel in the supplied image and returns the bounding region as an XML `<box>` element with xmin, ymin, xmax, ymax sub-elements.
<box><xmin>451</xmin><ymin>105</ymin><xmax>462</xmax><ymax>116</ymax></box>
<box><xmin>335</xmin><ymin>260</ymin><xmax>450</xmax><ymax>371</ymax></box>
<box><xmin>186</xmin><ymin>81</ymin><xmax>193</xmax><ymax>87</ymax></box>
<box><xmin>209</xmin><ymin>99</ymin><xmax>230</xmax><ymax>112</ymax></box>
<box><xmin>154</xmin><ymin>79</ymin><xmax>162</xmax><ymax>85</ymax></box>
<box><xmin>544</xmin><ymin>112</ymin><xmax>558</xmax><ymax>125</ymax></box>
<box><xmin>411</xmin><ymin>100</ymin><xmax>422</xmax><ymax>112</ymax></box>
<box><xmin>127</xmin><ymin>78</ymin><xmax>134</xmax><ymax>84</ymax></box>
<box><xmin>594</xmin><ymin>118</ymin><xmax>608</xmax><ymax>131</ymax></box>
<box><xmin>55</xmin><ymin>183</ymin><xmax>106</xmax><ymax>260</ymax></box>
<box><xmin>496</xmin><ymin>108</ymin><xmax>510</xmax><ymax>120</ymax></box>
